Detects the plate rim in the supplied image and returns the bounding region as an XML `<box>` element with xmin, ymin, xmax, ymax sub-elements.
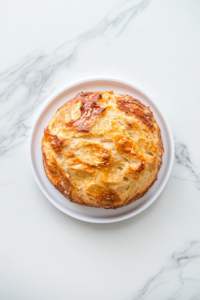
<box><xmin>29</xmin><ymin>77</ymin><xmax>174</xmax><ymax>223</ymax></box>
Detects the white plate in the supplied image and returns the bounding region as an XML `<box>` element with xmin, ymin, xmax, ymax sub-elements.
<box><xmin>30</xmin><ymin>78</ymin><xmax>174</xmax><ymax>223</ymax></box>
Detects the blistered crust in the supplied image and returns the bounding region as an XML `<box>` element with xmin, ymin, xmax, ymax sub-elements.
<box><xmin>42</xmin><ymin>91</ymin><xmax>164</xmax><ymax>209</ymax></box>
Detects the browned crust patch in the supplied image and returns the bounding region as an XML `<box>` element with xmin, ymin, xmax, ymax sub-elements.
<box><xmin>44</xmin><ymin>126</ymin><xmax>63</xmax><ymax>154</ymax></box>
<box><xmin>67</xmin><ymin>92</ymin><xmax>106</xmax><ymax>132</ymax></box>
<box><xmin>125</xmin><ymin>161</ymin><xmax>145</xmax><ymax>180</ymax></box>
<box><xmin>122</xmin><ymin>149</ymin><xmax>163</xmax><ymax>208</ymax></box>
<box><xmin>117</xmin><ymin>95</ymin><xmax>155</xmax><ymax>129</ymax></box>
<box><xmin>42</xmin><ymin>151</ymin><xmax>87</xmax><ymax>206</ymax></box>
<box><xmin>86</xmin><ymin>185</ymin><xmax>122</xmax><ymax>209</ymax></box>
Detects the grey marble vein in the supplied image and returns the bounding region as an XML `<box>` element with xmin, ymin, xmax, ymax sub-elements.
<box><xmin>175</xmin><ymin>140</ymin><xmax>200</xmax><ymax>190</ymax></box>
<box><xmin>0</xmin><ymin>0</ymin><xmax>150</xmax><ymax>156</ymax></box>
<box><xmin>54</xmin><ymin>0</ymin><xmax>150</xmax><ymax>55</ymax></box>
<box><xmin>132</xmin><ymin>241</ymin><xmax>200</xmax><ymax>300</ymax></box>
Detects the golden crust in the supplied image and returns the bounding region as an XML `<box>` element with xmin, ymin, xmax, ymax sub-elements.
<box><xmin>42</xmin><ymin>91</ymin><xmax>164</xmax><ymax>209</ymax></box>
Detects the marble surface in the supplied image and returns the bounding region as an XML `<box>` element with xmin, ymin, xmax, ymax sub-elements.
<box><xmin>1</xmin><ymin>0</ymin><xmax>200</xmax><ymax>299</ymax></box>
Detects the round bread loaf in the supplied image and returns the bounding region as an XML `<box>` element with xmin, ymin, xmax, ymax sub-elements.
<box><xmin>42</xmin><ymin>91</ymin><xmax>164</xmax><ymax>209</ymax></box>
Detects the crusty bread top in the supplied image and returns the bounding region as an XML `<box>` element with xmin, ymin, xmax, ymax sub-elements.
<box><xmin>42</xmin><ymin>91</ymin><xmax>164</xmax><ymax>209</ymax></box>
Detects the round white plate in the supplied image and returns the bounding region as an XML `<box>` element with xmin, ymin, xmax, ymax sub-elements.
<box><xmin>30</xmin><ymin>78</ymin><xmax>174</xmax><ymax>223</ymax></box>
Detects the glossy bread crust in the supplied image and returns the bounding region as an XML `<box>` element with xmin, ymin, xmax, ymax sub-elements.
<box><xmin>42</xmin><ymin>91</ymin><xmax>164</xmax><ymax>209</ymax></box>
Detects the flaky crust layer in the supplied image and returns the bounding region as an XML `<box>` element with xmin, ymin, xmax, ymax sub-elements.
<box><xmin>42</xmin><ymin>91</ymin><xmax>164</xmax><ymax>209</ymax></box>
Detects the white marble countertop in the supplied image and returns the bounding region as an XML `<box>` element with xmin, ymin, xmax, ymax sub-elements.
<box><xmin>1</xmin><ymin>0</ymin><xmax>200</xmax><ymax>299</ymax></box>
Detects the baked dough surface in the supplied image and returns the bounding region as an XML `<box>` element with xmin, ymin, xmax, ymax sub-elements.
<box><xmin>42</xmin><ymin>91</ymin><xmax>164</xmax><ymax>209</ymax></box>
